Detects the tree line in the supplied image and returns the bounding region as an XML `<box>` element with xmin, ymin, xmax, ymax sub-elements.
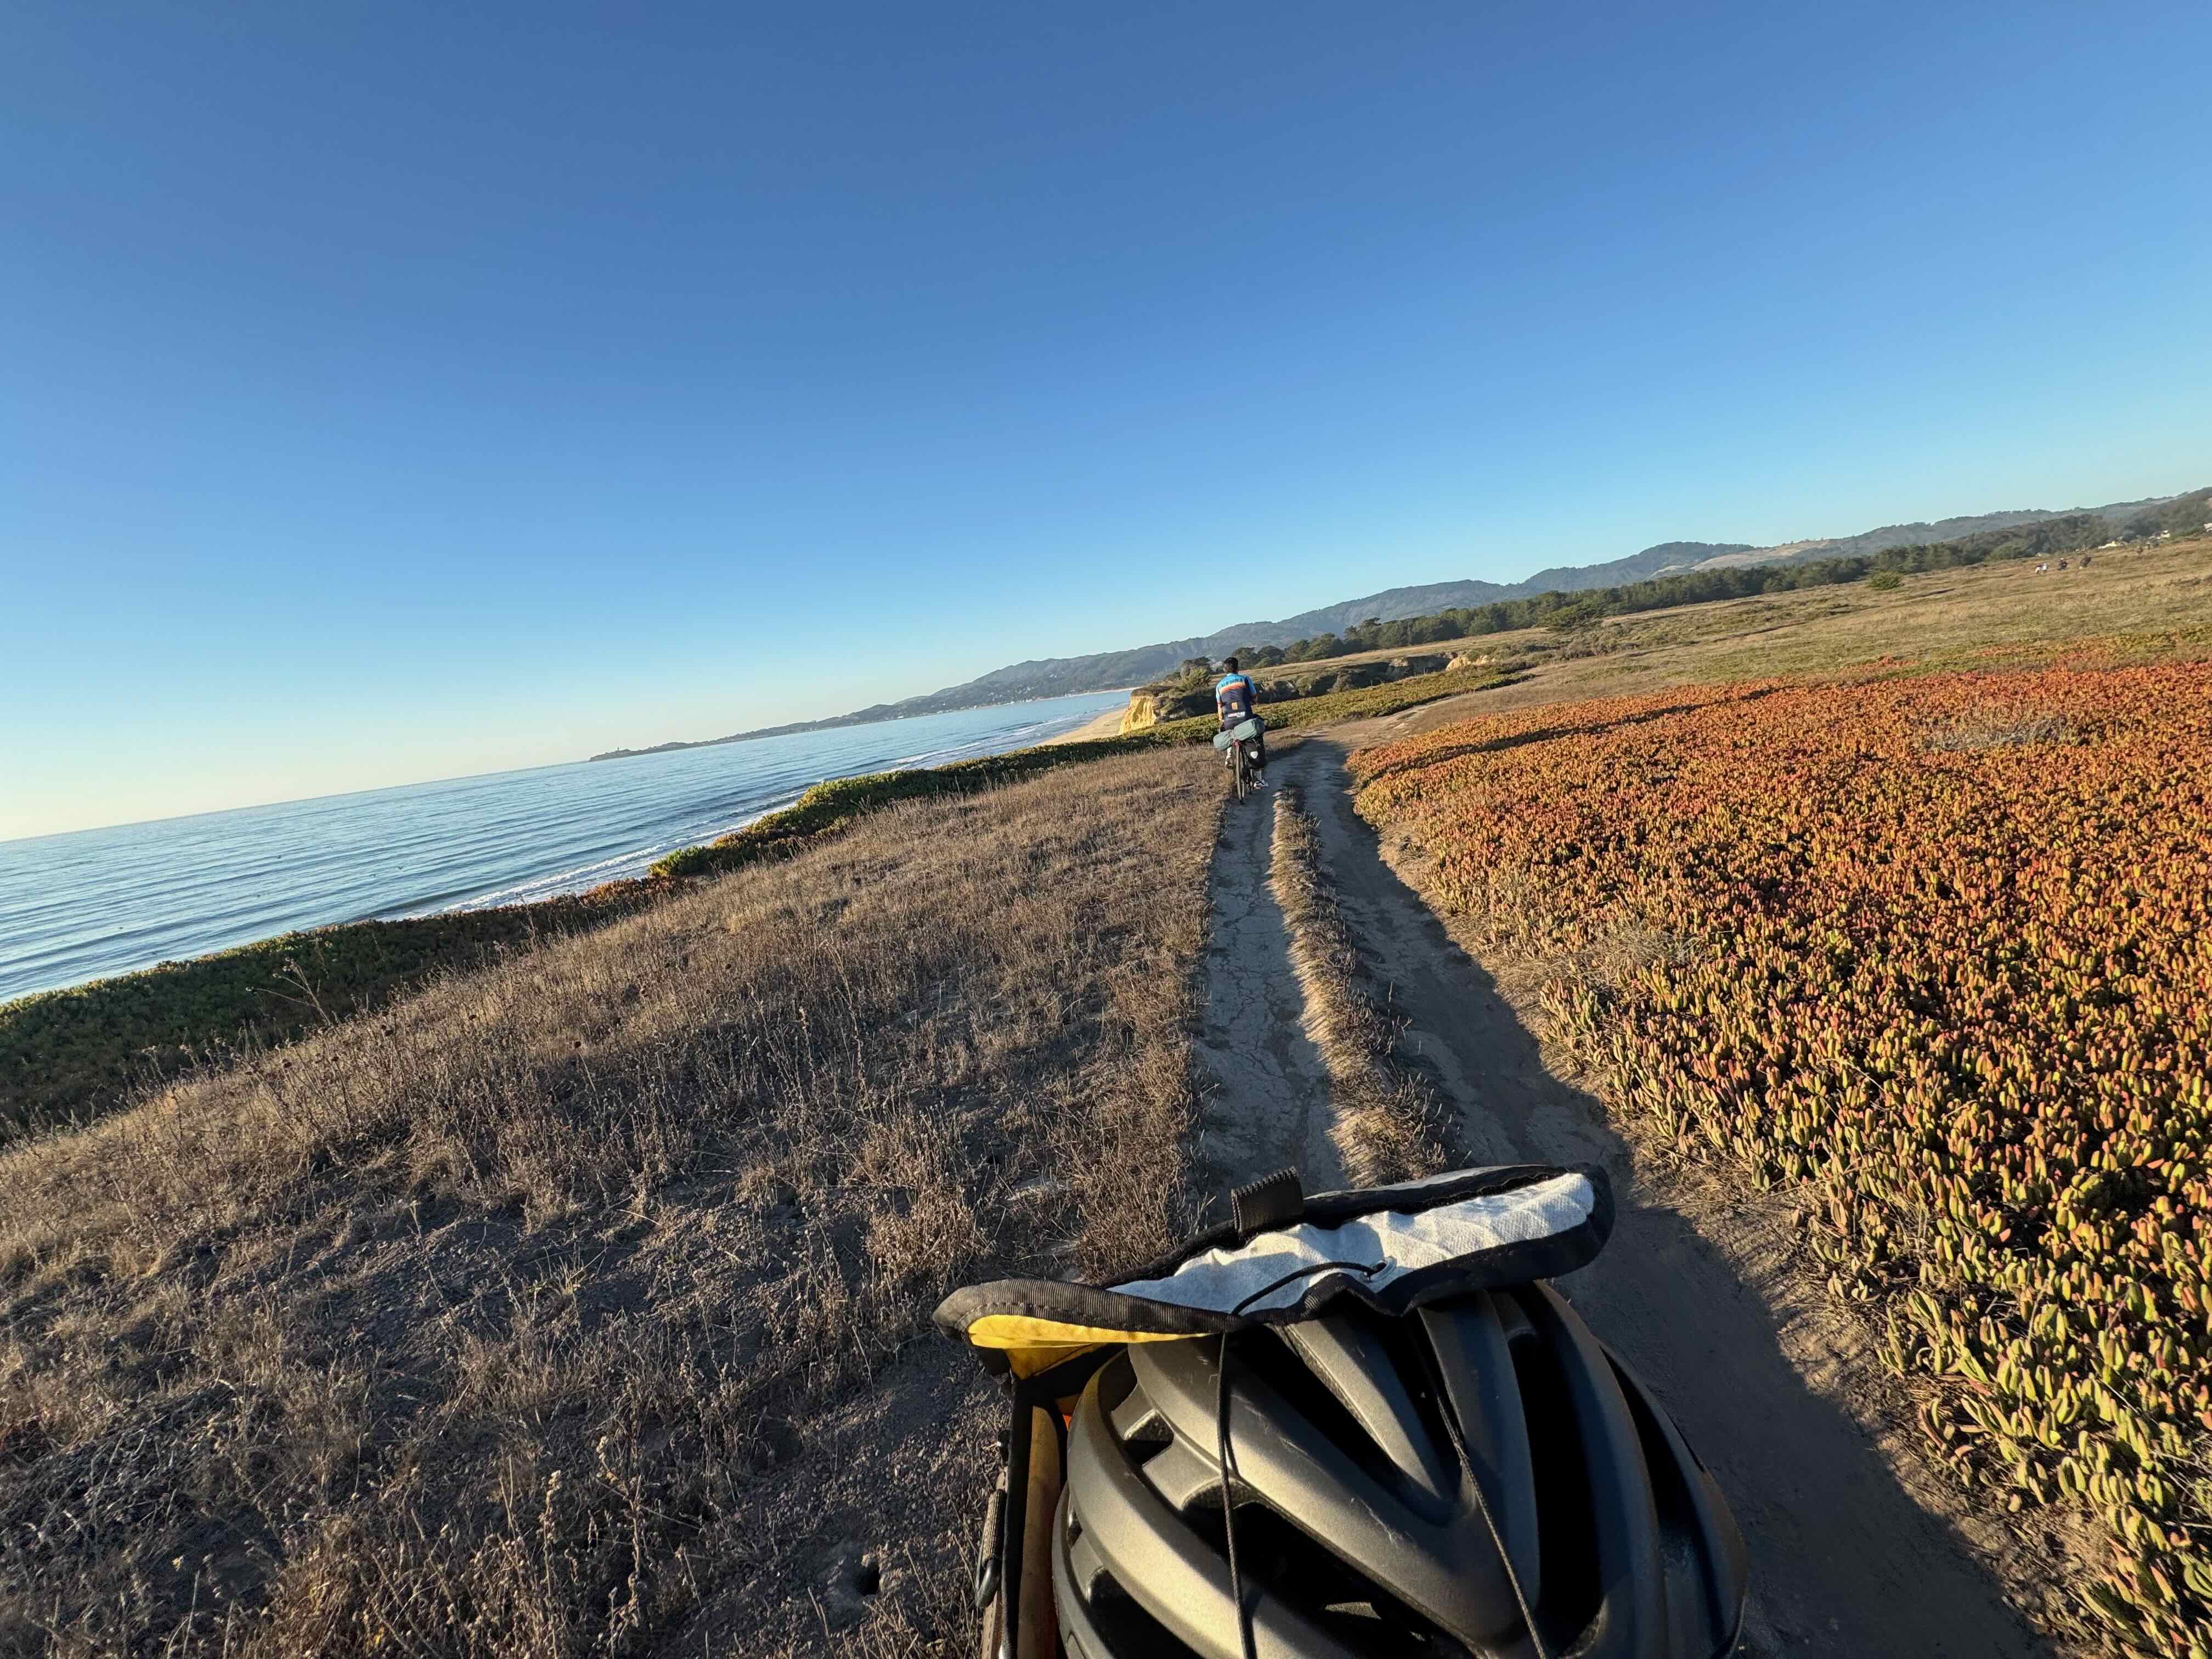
<box><xmin>1220</xmin><ymin>501</ymin><xmax>2200</xmax><ymax>667</ymax></box>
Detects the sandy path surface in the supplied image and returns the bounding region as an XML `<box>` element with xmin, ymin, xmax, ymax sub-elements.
<box><xmin>1194</xmin><ymin>772</ymin><xmax>1346</xmax><ymax>1190</ymax></box>
<box><xmin>1191</xmin><ymin>733</ymin><xmax>2063</xmax><ymax>1658</ymax></box>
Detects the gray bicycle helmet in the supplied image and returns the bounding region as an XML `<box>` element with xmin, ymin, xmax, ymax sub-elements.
<box><xmin>1053</xmin><ymin>1282</ymin><xmax>1747</xmax><ymax>1658</ymax></box>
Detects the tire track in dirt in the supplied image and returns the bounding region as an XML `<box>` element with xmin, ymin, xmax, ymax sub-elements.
<box><xmin>1193</xmin><ymin>776</ymin><xmax>1346</xmax><ymax>1192</ymax></box>
<box><xmin>1197</xmin><ymin>734</ymin><xmax>2063</xmax><ymax>1658</ymax></box>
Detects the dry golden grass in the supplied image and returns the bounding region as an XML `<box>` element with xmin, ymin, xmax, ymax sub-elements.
<box><xmin>1266</xmin><ymin>787</ymin><xmax>1452</xmax><ymax>1187</ymax></box>
<box><xmin>1389</xmin><ymin>534</ymin><xmax>2212</xmax><ymax>740</ymax></box>
<box><xmin>0</xmin><ymin>752</ymin><xmax>1221</xmax><ymax>1657</ymax></box>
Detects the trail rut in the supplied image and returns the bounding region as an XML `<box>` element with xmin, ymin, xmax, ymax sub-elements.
<box><xmin>1194</xmin><ymin>778</ymin><xmax>1345</xmax><ymax>1191</ymax></box>
<box><xmin>1192</xmin><ymin>735</ymin><xmax>2064</xmax><ymax>1658</ymax></box>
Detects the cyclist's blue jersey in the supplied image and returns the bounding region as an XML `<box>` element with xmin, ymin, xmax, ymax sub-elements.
<box><xmin>1216</xmin><ymin>673</ymin><xmax>1256</xmax><ymax>723</ymax></box>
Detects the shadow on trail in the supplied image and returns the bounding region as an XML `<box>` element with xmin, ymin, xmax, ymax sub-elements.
<box><xmin>1351</xmin><ymin>684</ymin><xmax>1795</xmax><ymax>788</ymax></box>
<box><xmin>1280</xmin><ymin>737</ymin><xmax>2057</xmax><ymax>1659</ymax></box>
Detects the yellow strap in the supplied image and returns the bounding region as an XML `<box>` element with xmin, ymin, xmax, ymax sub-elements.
<box><xmin>966</xmin><ymin>1314</ymin><xmax>1199</xmax><ymax>1378</ymax></box>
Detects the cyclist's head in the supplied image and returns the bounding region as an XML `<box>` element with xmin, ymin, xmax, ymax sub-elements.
<box><xmin>1223</xmin><ymin>656</ymin><xmax>1240</xmax><ymax>673</ymax></box>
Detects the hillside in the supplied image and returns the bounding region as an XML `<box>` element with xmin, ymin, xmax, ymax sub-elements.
<box><xmin>590</xmin><ymin>488</ymin><xmax>2196</xmax><ymax>759</ymax></box>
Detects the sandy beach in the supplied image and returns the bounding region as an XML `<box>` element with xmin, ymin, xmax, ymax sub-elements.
<box><xmin>1041</xmin><ymin>702</ymin><xmax>1128</xmax><ymax>744</ymax></box>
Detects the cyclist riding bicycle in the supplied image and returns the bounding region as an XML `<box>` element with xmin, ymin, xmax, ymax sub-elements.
<box><xmin>1215</xmin><ymin>657</ymin><xmax>1267</xmax><ymax>786</ymax></box>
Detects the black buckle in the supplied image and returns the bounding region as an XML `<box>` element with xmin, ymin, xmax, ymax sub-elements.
<box><xmin>1229</xmin><ymin>1167</ymin><xmax>1304</xmax><ymax>1240</ymax></box>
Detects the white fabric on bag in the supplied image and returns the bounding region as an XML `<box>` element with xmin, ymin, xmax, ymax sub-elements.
<box><xmin>1109</xmin><ymin>1171</ymin><xmax>1596</xmax><ymax>1317</ymax></box>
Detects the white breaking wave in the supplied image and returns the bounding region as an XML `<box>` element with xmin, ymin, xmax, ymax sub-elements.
<box><xmin>442</xmin><ymin>847</ymin><xmax>661</xmax><ymax>912</ymax></box>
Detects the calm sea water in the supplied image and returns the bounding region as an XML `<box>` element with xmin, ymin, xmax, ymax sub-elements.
<box><xmin>0</xmin><ymin>691</ymin><xmax>1128</xmax><ymax>1006</ymax></box>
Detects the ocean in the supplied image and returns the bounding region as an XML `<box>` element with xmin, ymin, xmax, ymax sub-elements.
<box><xmin>0</xmin><ymin>690</ymin><xmax>1128</xmax><ymax>1006</ymax></box>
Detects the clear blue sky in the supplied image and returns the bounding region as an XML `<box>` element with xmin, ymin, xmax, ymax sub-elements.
<box><xmin>5</xmin><ymin>2</ymin><xmax>2207</xmax><ymax>839</ymax></box>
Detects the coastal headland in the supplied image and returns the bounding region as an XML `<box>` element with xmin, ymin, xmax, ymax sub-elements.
<box><xmin>5</xmin><ymin>534</ymin><xmax>2210</xmax><ymax>1654</ymax></box>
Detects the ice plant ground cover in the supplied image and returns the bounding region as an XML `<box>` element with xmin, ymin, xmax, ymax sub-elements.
<box><xmin>1351</xmin><ymin>664</ymin><xmax>2212</xmax><ymax>1655</ymax></box>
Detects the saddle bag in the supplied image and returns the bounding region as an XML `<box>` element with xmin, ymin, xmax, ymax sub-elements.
<box><xmin>1211</xmin><ymin>715</ymin><xmax>1266</xmax><ymax>750</ymax></box>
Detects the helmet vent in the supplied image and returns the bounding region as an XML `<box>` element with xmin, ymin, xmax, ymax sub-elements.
<box><xmin>1238</xmin><ymin>1328</ymin><xmax>1433</xmax><ymax>1502</ymax></box>
<box><xmin>1261</xmin><ymin>1317</ymin><xmax>1462</xmax><ymax>1512</ymax></box>
<box><xmin>1102</xmin><ymin>1352</ymin><xmax>1175</xmax><ymax>1474</ymax></box>
<box><xmin>1179</xmin><ymin>1500</ymin><xmax>1449</xmax><ymax>1649</ymax></box>
<box><xmin>1081</xmin><ymin>1572</ymin><xmax>1205</xmax><ymax>1659</ymax></box>
<box><xmin>1509</xmin><ymin>1307</ymin><xmax>1603</xmax><ymax>1634</ymax></box>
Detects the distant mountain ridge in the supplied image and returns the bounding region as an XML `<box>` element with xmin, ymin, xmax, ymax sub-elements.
<box><xmin>588</xmin><ymin>490</ymin><xmax>2185</xmax><ymax>760</ymax></box>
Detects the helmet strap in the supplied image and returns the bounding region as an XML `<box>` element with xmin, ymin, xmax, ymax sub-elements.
<box><xmin>1216</xmin><ymin>1331</ymin><xmax>1256</xmax><ymax>1659</ymax></box>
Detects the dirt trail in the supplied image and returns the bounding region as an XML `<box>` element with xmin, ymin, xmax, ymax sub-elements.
<box><xmin>1194</xmin><ymin>778</ymin><xmax>1346</xmax><ymax>1190</ymax></box>
<box><xmin>1192</xmin><ymin>735</ymin><xmax>2062</xmax><ymax>1658</ymax></box>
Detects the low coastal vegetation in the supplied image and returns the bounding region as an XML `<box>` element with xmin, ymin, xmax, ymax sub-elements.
<box><xmin>0</xmin><ymin>752</ymin><xmax>1219</xmax><ymax>1656</ymax></box>
<box><xmin>1402</xmin><ymin>531</ymin><xmax>2212</xmax><ymax>729</ymax></box>
<box><xmin>1351</xmin><ymin>664</ymin><xmax>2212</xmax><ymax>1653</ymax></box>
<box><xmin>3</xmin><ymin>657</ymin><xmax>1519</xmax><ymax>1146</ymax></box>
<box><xmin>1252</xmin><ymin>657</ymin><xmax>1517</xmax><ymax>720</ymax></box>
<box><xmin>0</xmin><ymin>888</ymin><xmax>668</xmax><ymax>1146</ymax></box>
<box><xmin>644</xmin><ymin>727</ymin><xmax>1199</xmax><ymax>880</ymax></box>
<box><xmin>1129</xmin><ymin>650</ymin><xmax>1476</xmax><ymax>722</ymax></box>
